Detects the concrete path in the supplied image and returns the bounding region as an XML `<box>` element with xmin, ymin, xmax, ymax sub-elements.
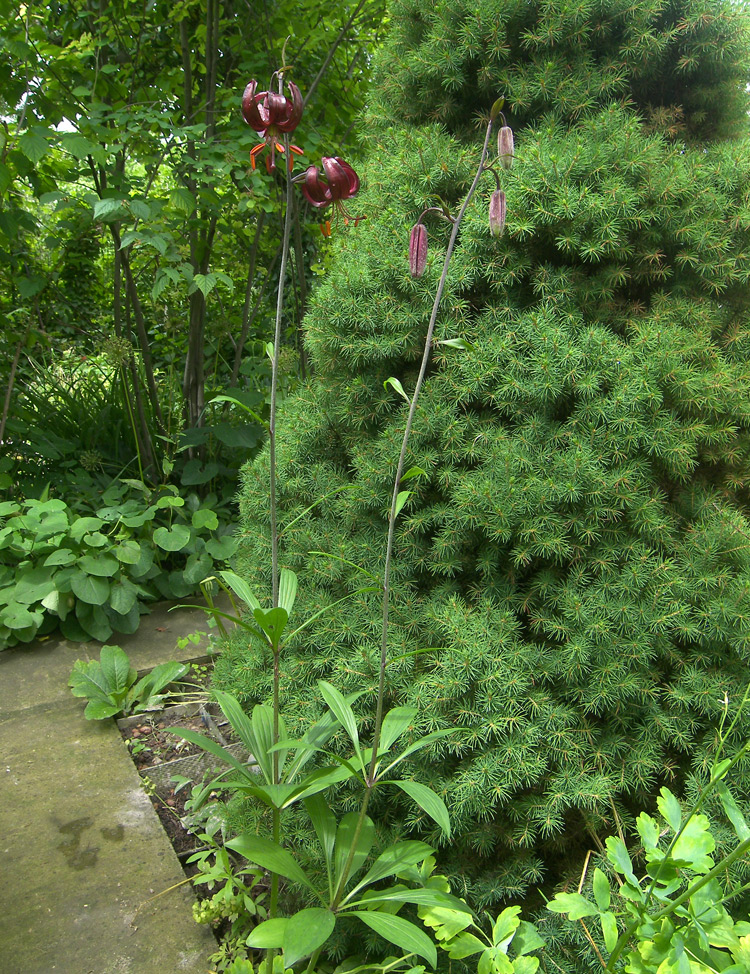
<box><xmin>0</xmin><ymin>601</ymin><xmax>225</xmax><ymax>974</ymax></box>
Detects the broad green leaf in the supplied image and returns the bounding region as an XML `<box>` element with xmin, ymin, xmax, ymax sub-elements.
<box><xmin>547</xmin><ymin>892</ymin><xmax>598</xmax><ymax>921</ymax></box>
<box><xmin>479</xmin><ymin>947</ymin><xmax>514</xmax><ymax>974</ymax></box>
<box><xmin>318</xmin><ymin>680</ymin><xmax>361</xmax><ymax>760</ymax></box>
<box><xmin>70</xmin><ymin>571</ymin><xmax>110</xmax><ymax>605</ymax></box>
<box><xmin>93</xmin><ymin>197</ymin><xmax>125</xmax><ymax>222</ymax></box>
<box><xmin>671</xmin><ymin>813</ymin><xmax>715</xmax><ymax>872</ymax></box>
<box><xmin>253</xmin><ymin>606</ymin><xmax>288</xmax><ymax>651</ymax></box>
<box><xmin>114</xmin><ymin>540</ymin><xmax>142</xmax><ymax>564</ymax></box>
<box><xmin>657</xmin><ymin>788</ymin><xmax>682</xmax><ymax>833</ymax></box>
<box><xmin>446</xmin><ymin>932</ymin><xmax>487</xmax><ymax>959</ymax></box>
<box><xmin>78</xmin><ymin>553</ymin><xmax>119</xmax><ymax>577</ymax></box>
<box><xmin>511</xmin><ymin>957</ymin><xmax>539</xmax><ymax>974</ymax></box>
<box><xmin>393</xmin><ymin>780</ymin><xmax>451</xmax><ymax>836</ymax></box>
<box><xmin>226</xmin><ymin>834</ymin><xmax>317</xmax><ymax>895</ymax></box>
<box><xmin>283</xmin><ymin>909</ymin><xmax>335</xmax><ymax>966</ymax></box>
<box><xmin>493</xmin><ymin>905</ymin><xmax>521</xmax><ymax>947</ymax></box>
<box><xmin>109</xmin><ymin>580</ymin><xmax>138</xmax><ymax>616</ymax></box>
<box><xmin>278</xmin><ymin>568</ymin><xmax>298</xmax><ymax>617</ymax></box>
<box><xmin>605</xmin><ymin>835</ymin><xmax>638</xmax><ymax>886</ymax></box>
<box><xmin>384</xmin><ymin>376</ymin><xmax>409</xmax><ymax>402</ymax></box>
<box><xmin>348</xmin><ymin>911</ymin><xmax>436</xmax><ymax>967</ymax></box>
<box><xmin>380</xmin><ymin>706</ymin><xmax>417</xmax><ymax>752</ymax></box>
<box><xmin>205</xmin><ymin>535</ymin><xmax>238</xmax><ymax>560</ymax></box>
<box><xmin>419</xmin><ymin>904</ymin><xmax>474</xmax><ymax>941</ymax></box>
<box><xmin>334</xmin><ymin>812</ymin><xmax>375</xmax><ymax>890</ymax></box>
<box><xmin>636</xmin><ymin>812</ymin><xmax>660</xmax><ymax>851</ymax></box>
<box><xmin>349</xmin><ymin>888</ymin><xmax>471</xmax><ymax>914</ymax></box>
<box><xmin>153</xmin><ymin>524</ymin><xmax>191</xmax><ymax>552</ymax></box>
<box><xmin>84</xmin><ymin>699</ymin><xmax>120</xmax><ymax>720</ymax></box>
<box><xmin>437</xmin><ymin>337</ymin><xmax>474</xmax><ymax>350</ymax></box>
<box><xmin>513</xmin><ymin>921</ymin><xmax>546</xmax><ymax>956</ymax></box>
<box><xmin>170</xmin><ymin>187</ymin><xmax>197</xmax><ymax>214</ymax></box>
<box><xmin>19</xmin><ymin>130</ymin><xmax>49</xmax><ymax>164</ymax></box>
<box><xmin>601</xmin><ymin>911</ymin><xmax>619</xmax><ymax>953</ymax></box>
<box><xmin>246</xmin><ymin>917</ymin><xmax>287</xmax><ymax>949</ymax></box>
<box><xmin>191</xmin><ymin>509</ymin><xmax>219</xmax><ymax>531</ymax></box>
<box><xmin>248</xmin><ymin>701</ymin><xmax>277</xmax><ymax>782</ymax></box>
<box><xmin>716</xmin><ymin>780</ymin><xmax>750</xmax><ymax>841</ymax></box>
<box><xmin>99</xmin><ymin>644</ymin><xmax>135</xmax><ymax>695</ymax></box>
<box><xmin>592</xmin><ymin>868</ymin><xmax>611</xmax><ymax>912</ymax></box>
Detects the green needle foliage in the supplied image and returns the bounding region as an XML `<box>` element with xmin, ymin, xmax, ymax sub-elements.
<box><xmin>228</xmin><ymin>0</ymin><xmax>750</xmax><ymax>907</ymax></box>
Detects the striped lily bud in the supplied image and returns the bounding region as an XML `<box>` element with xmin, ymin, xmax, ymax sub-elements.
<box><xmin>497</xmin><ymin>125</ymin><xmax>514</xmax><ymax>170</ymax></box>
<box><xmin>409</xmin><ymin>223</ymin><xmax>428</xmax><ymax>277</ymax></box>
<box><xmin>489</xmin><ymin>191</ymin><xmax>506</xmax><ymax>238</ymax></box>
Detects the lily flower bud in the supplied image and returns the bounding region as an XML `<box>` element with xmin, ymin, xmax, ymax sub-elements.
<box><xmin>489</xmin><ymin>191</ymin><xmax>506</xmax><ymax>238</ymax></box>
<box><xmin>497</xmin><ymin>125</ymin><xmax>514</xmax><ymax>170</ymax></box>
<box><xmin>409</xmin><ymin>223</ymin><xmax>428</xmax><ymax>277</ymax></box>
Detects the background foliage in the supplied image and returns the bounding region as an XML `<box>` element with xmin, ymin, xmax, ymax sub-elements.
<box><xmin>228</xmin><ymin>0</ymin><xmax>750</xmax><ymax>908</ymax></box>
<box><xmin>0</xmin><ymin>0</ymin><xmax>386</xmax><ymax>643</ymax></box>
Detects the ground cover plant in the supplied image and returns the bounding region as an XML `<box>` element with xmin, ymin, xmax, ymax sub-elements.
<box><xmin>225</xmin><ymin>0</ymin><xmax>750</xmax><ymax>915</ymax></box>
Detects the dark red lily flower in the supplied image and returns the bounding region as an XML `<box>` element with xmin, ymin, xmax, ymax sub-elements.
<box><xmin>242</xmin><ymin>80</ymin><xmax>304</xmax><ymax>173</ymax></box>
<box><xmin>301</xmin><ymin>157</ymin><xmax>364</xmax><ymax>233</ymax></box>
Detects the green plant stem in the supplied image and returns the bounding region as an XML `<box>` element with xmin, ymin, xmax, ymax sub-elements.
<box><xmin>330</xmin><ymin>784</ymin><xmax>374</xmax><ymax>911</ymax></box>
<box><xmin>605</xmin><ymin>835</ymin><xmax>750</xmax><ymax>971</ymax></box>
<box><xmin>368</xmin><ymin>117</ymin><xmax>495</xmax><ymax>782</ymax></box>
<box><xmin>269</xmin><ymin>128</ymin><xmax>295</xmax><ymax>790</ymax></box>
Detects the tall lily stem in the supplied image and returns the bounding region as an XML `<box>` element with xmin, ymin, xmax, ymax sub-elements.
<box><xmin>369</xmin><ymin>117</ymin><xmax>495</xmax><ymax>778</ymax></box>
<box><xmin>267</xmin><ymin>112</ymin><xmax>295</xmax><ymax>930</ymax></box>
<box><xmin>332</xmin><ymin>117</ymin><xmax>497</xmax><ymax>910</ymax></box>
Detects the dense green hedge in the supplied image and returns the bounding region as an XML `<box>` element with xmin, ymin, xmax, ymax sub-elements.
<box><xmin>224</xmin><ymin>0</ymin><xmax>750</xmax><ymax>907</ymax></box>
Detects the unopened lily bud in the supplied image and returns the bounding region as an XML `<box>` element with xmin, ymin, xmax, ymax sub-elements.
<box><xmin>489</xmin><ymin>191</ymin><xmax>506</xmax><ymax>238</ymax></box>
<box><xmin>409</xmin><ymin>223</ymin><xmax>428</xmax><ymax>277</ymax></box>
<box><xmin>497</xmin><ymin>125</ymin><xmax>514</xmax><ymax>170</ymax></box>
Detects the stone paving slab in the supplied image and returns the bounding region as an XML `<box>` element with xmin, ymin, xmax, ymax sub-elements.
<box><xmin>0</xmin><ymin>601</ymin><xmax>231</xmax><ymax>974</ymax></box>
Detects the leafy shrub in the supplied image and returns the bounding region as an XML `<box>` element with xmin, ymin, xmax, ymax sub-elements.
<box><xmin>69</xmin><ymin>643</ymin><xmax>189</xmax><ymax>719</ymax></box>
<box><xmin>0</xmin><ymin>480</ymin><xmax>237</xmax><ymax>649</ymax></box>
<box><xmin>228</xmin><ymin>0</ymin><xmax>750</xmax><ymax>907</ymax></box>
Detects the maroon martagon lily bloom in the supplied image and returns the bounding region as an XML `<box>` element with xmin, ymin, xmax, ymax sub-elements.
<box><xmin>242</xmin><ymin>80</ymin><xmax>304</xmax><ymax>173</ymax></box>
<box><xmin>301</xmin><ymin>157</ymin><xmax>364</xmax><ymax>234</ymax></box>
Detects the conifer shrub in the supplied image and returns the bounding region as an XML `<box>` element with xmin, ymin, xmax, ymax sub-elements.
<box><xmin>224</xmin><ymin>0</ymin><xmax>750</xmax><ymax>906</ymax></box>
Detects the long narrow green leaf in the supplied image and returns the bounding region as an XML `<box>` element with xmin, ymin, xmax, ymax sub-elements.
<box><xmin>218</xmin><ymin>570</ymin><xmax>262</xmax><ymax>612</ymax></box>
<box><xmin>334</xmin><ymin>813</ymin><xmax>375</xmax><ymax>891</ymax></box>
<box><xmin>716</xmin><ymin>780</ymin><xmax>750</xmax><ymax>841</ymax></box>
<box><xmin>307</xmin><ymin>551</ymin><xmax>378</xmax><ymax>581</ymax></box>
<box><xmin>167</xmin><ymin>727</ymin><xmax>256</xmax><ymax>782</ymax></box>
<box><xmin>380</xmin><ymin>706</ymin><xmax>418</xmax><ymax>752</ymax></box>
<box><xmin>318</xmin><ymin>680</ymin><xmax>362</xmax><ymax>765</ymax></box>
<box><xmin>392</xmin><ymin>779</ymin><xmax>451</xmax><ymax>836</ymax></box>
<box><xmin>213</xmin><ymin>691</ymin><xmax>270</xmax><ymax>783</ymax></box>
<box><xmin>227</xmin><ymin>834</ymin><xmax>319</xmax><ymax>897</ymax></box>
<box><xmin>346</xmin><ymin>887</ymin><xmax>471</xmax><ymax>913</ymax></box>
<box><xmin>345</xmin><ymin>841</ymin><xmax>434</xmax><ymax>901</ymax></box>
<box><xmin>305</xmin><ymin>795</ymin><xmax>337</xmax><ymax>897</ymax></box>
<box><xmin>382</xmin><ymin>728</ymin><xmax>459</xmax><ymax>775</ymax></box>
<box><xmin>346</xmin><ymin>911</ymin><xmax>436</xmax><ymax>967</ymax></box>
<box><xmin>278</xmin><ymin>568</ymin><xmax>298</xmax><ymax>616</ymax></box>
<box><xmin>287</xmin><ymin>586</ymin><xmax>379</xmax><ymax>641</ymax></box>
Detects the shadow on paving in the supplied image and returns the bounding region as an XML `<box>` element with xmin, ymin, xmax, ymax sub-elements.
<box><xmin>0</xmin><ymin>600</ymin><xmax>224</xmax><ymax>974</ymax></box>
